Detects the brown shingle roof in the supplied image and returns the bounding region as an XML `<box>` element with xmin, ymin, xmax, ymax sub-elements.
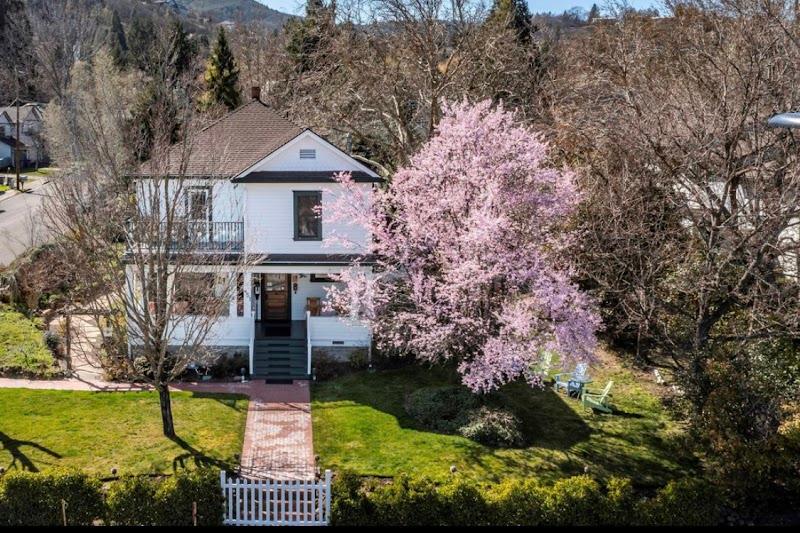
<box><xmin>136</xmin><ymin>100</ymin><xmax>304</xmax><ymax>178</ymax></box>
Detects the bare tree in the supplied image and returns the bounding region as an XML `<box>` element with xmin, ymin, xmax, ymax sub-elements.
<box><xmin>43</xmin><ymin>47</ymin><xmax>255</xmax><ymax>437</ymax></box>
<box><xmin>555</xmin><ymin>0</ymin><xmax>800</xmax><ymax>402</ymax></box>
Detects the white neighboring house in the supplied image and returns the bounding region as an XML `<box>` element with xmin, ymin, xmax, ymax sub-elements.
<box><xmin>0</xmin><ymin>103</ymin><xmax>47</xmax><ymax>168</ymax></box>
<box><xmin>128</xmin><ymin>89</ymin><xmax>379</xmax><ymax>380</ymax></box>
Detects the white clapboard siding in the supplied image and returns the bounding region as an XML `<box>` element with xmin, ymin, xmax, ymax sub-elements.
<box><xmin>308</xmin><ymin>315</ymin><xmax>370</xmax><ymax>346</ymax></box>
<box><xmin>220</xmin><ymin>470</ymin><xmax>332</xmax><ymax>526</ymax></box>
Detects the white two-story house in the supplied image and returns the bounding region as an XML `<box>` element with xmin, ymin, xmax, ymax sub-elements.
<box><xmin>129</xmin><ymin>88</ymin><xmax>380</xmax><ymax>380</ymax></box>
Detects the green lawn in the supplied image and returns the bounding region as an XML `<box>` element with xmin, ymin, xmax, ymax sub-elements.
<box><xmin>0</xmin><ymin>389</ymin><xmax>247</xmax><ymax>476</ymax></box>
<box><xmin>312</xmin><ymin>354</ymin><xmax>698</xmax><ymax>487</ymax></box>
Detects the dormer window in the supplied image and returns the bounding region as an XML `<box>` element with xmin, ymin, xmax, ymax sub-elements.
<box><xmin>299</xmin><ymin>149</ymin><xmax>316</xmax><ymax>160</ymax></box>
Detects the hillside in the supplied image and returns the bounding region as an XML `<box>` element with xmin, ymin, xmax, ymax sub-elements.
<box><xmin>172</xmin><ymin>0</ymin><xmax>294</xmax><ymax>28</ymax></box>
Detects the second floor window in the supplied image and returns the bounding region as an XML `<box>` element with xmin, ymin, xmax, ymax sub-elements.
<box><xmin>185</xmin><ymin>186</ymin><xmax>211</xmax><ymax>221</ymax></box>
<box><xmin>294</xmin><ymin>191</ymin><xmax>322</xmax><ymax>241</ymax></box>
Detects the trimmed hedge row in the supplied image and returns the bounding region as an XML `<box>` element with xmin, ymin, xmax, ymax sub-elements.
<box><xmin>331</xmin><ymin>472</ymin><xmax>722</xmax><ymax>526</ymax></box>
<box><xmin>0</xmin><ymin>468</ymin><xmax>223</xmax><ymax>526</ymax></box>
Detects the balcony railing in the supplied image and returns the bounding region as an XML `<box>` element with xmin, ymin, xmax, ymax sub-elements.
<box><xmin>161</xmin><ymin>220</ymin><xmax>244</xmax><ymax>252</ymax></box>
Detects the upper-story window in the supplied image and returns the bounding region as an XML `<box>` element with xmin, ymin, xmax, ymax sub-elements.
<box><xmin>299</xmin><ymin>148</ymin><xmax>316</xmax><ymax>159</ymax></box>
<box><xmin>185</xmin><ymin>186</ymin><xmax>212</xmax><ymax>221</ymax></box>
<box><xmin>294</xmin><ymin>191</ymin><xmax>322</xmax><ymax>241</ymax></box>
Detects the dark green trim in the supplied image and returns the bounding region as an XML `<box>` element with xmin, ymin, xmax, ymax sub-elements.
<box><xmin>293</xmin><ymin>190</ymin><xmax>322</xmax><ymax>241</ymax></box>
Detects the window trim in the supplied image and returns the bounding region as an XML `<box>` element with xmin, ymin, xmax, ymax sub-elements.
<box><xmin>293</xmin><ymin>190</ymin><xmax>322</xmax><ymax>241</ymax></box>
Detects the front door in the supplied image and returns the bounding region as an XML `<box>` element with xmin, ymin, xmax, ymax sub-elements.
<box><xmin>261</xmin><ymin>274</ymin><xmax>291</xmax><ymax>321</ymax></box>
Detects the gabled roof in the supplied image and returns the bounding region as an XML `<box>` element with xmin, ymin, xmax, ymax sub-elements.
<box><xmin>135</xmin><ymin>100</ymin><xmax>304</xmax><ymax>178</ymax></box>
<box><xmin>0</xmin><ymin>103</ymin><xmax>44</xmax><ymax>124</ymax></box>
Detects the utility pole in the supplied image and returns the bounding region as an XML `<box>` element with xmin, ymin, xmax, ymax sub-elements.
<box><xmin>15</xmin><ymin>96</ymin><xmax>21</xmax><ymax>191</ymax></box>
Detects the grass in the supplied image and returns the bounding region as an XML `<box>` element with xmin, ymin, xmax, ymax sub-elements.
<box><xmin>0</xmin><ymin>184</ymin><xmax>8</xmax><ymax>194</ymax></box>
<box><xmin>312</xmin><ymin>352</ymin><xmax>698</xmax><ymax>487</ymax></box>
<box><xmin>0</xmin><ymin>389</ymin><xmax>248</xmax><ymax>476</ymax></box>
<box><xmin>0</xmin><ymin>305</ymin><xmax>58</xmax><ymax>377</ymax></box>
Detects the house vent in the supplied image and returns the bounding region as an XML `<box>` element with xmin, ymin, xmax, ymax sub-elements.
<box><xmin>299</xmin><ymin>149</ymin><xmax>316</xmax><ymax>160</ymax></box>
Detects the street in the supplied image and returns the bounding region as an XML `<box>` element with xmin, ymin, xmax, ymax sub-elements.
<box><xmin>0</xmin><ymin>179</ymin><xmax>52</xmax><ymax>267</ymax></box>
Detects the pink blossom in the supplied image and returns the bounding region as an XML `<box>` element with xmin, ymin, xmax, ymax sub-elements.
<box><xmin>325</xmin><ymin>100</ymin><xmax>601</xmax><ymax>392</ymax></box>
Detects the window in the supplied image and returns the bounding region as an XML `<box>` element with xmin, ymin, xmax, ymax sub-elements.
<box><xmin>185</xmin><ymin>186</ymin><xmax>211</xmax><ymax>221</ymax></box>
<box><xmin>299</xmin><ymin>148</ymin><xmax>316</xmax><ymax>159</ymax></box>
<box><xmin>310</xmin><ymin>274</ymin><xmax>337</xmax><ymax>283</ymax></box>
<box><xmin>294</xmin><ymin>191</ymin><xmax>322</xmax><ymax>241</ymax></box>
<box><xmin>236</xmin><ymin>273</ymin><xmax>244</xmax><ymax>317</ymax></box>
<box><xmin>173</xmin><ymin>273</ymin><xmax>229</xmax><ymax>316</ymax></box>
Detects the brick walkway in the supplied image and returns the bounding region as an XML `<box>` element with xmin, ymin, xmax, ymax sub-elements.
<box><xmin>0</xmin><ymin>377</ymin><xmax>316</xmax><ymax>481</ymax></box>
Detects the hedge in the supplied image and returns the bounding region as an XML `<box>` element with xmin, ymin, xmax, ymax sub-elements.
<box><xmin>0</xmin><ymin>468</ymin><xmax>223</xmax><ymax>526</ymax></box>
<box><xmin>0</xmin><ymin>469</ymin><xmax>103</xmax><ymax>526</ymax></box>
<box><xmin>331</xmin><ymin>471</ymin><xmax>722</xmax><ymax>526</ymax></box>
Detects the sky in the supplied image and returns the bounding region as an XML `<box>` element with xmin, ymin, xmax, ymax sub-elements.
<box><xmin>257</xmin><ymin>0</ymin><xmax>662</xmax><ymax>17</ymax></box>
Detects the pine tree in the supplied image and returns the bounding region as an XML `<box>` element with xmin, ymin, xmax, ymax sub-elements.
<box><xmin>127</xmin><ymin>15</ymin><xmax>157</xmax><ymax>72</ymax></box>
<box><xmin>108</xmin><ymin>9</ymin><xmax>128</xmax><ymax>67</ymax></box>
<box><xmin>199</xmin><ymin>27</ymin><xmax>241</xmax><ymax>111</ymax></box>
<box><xmin>587</xmin><ymin>3</ymin><xmax>601</xmax><ymax>22</ymax></box>
<box><xmin>285</xmin><ymin>0</ymin><xmax>335</xmax><ymax>73</ymax></box>
<box><xmin>167</xmin><ymin>19</ymin><xmax>194</xmax><ymax>79</ymax></box>
<box><xmin>486</xmin><ymin>0</ymin><xmax>534</xmax><ymax>43</ymax></box>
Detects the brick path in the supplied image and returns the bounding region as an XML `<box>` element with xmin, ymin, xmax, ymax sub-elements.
<box><xmin>0</xmin><ymin>377</ymin><xmax>316</xmax><ymax>481</ymax></box>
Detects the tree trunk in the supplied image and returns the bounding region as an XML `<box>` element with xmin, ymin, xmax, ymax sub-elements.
<box><xmin>157</xmin><ymin>384</ymin><xmax>175</xmax><ymax>438</ymax></box>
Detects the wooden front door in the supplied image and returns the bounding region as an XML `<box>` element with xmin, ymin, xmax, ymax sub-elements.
<box><xmin>261</xmin><ymin>274</ymin><xmax>291</xmax><ymax>321</ymax></box>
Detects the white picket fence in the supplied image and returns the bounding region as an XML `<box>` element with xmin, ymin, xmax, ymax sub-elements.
<box><xmin>220</xmin><ymin>470</ymin><xmax>332</xmax><ymax>526</ymax></box>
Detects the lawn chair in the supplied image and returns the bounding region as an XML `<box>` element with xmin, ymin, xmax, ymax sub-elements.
<box><xmin>553</xmin><ymin>362</ymin><xmax>589</xmax><ymax>394</ymax></box>
<box><xmin>581</xmin><ymin>380</ymin><xmax>614</xmax><ymax>413</ymax></box>
<box><xmin>533</xmin><ymin>351</ymin><xmax>554</xmax><ymax>380</ymax></box>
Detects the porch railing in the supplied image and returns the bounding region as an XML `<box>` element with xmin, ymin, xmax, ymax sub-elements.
<box><xmin>160</xmin><ymin>220</ymin><xmax>244</xmax><ymax>252</ymax></box>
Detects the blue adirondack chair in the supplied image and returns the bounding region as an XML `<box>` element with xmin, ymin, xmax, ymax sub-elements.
<box><xmin>553</xmin><ymin>362</ymin><xmax>589</xmax><ymax>394</ymax></box>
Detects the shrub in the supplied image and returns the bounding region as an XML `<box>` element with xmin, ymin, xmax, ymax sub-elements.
<box><xmin>209</xmin><ymin>353</ymin><xmax>249</xmax><ymax>379</ymax></box>
<box><xmin>640</xmin><ymin>478</ymin><xmax>720</xmax><ymax>526</ymax></box>
<box><xmin>330</xmin><ymin>470</ymin><xmax>374</xmax><ymax>526</ymax></box>
<box><xmin>542</xmin><ymin>475</ymin><xmax>605</xmax><ymax>526</ymax></box>
<box><xmin>330</xmin><ymin>472</ymin><xmax>722</xmax><ymax>526</ymax></box>
<box><xmin>313</xmin><ymin>350</ymin><xmax>349</xmax><ymax>381</ymax></box>
<box><xmin>0</xmin><ymin>469</ymin><xmax>103</xmax><ymax>526</ymax></box>
<box><xmin>368</xmin><ymin>475</ymin><xmax>442</xmax><ymax>526</ymax></box>
<box><xmin>153</xmin><ymin>468</ymin><xmax>225</xmax><ymax>526</ymax></box>
<box><xmin>487</xmin><ymin>478</ymin><xmax>548</xmax><ymax>526</ymax></box>
<box><xmin>0</xmin><ymin>305</ymin><xmax>59</xmax><ymax>377</ymax></box>
<box><xmin>105</xmin><ymin>475</ymin><xmax>159</xmax><ymax>526</ymax></box>
<box><xmin>403</xmin><ymin>385</ymin><xmax>479</xmax><ymax>433</ymax></box>
<box><xmin>348</xmin><ymin>348</ymin><xmax>369</xmax><ymax>370</ymax></box>
<box><xmin>458</xmin><ymin>406</ymin><xmax>525</xmax><ymax>447</ymax></box>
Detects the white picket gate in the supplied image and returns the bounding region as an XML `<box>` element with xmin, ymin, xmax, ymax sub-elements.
<box><xmin>220</xmin><ymin>470</ymin><xmax>332</xmax><ymax>526</ymax></box>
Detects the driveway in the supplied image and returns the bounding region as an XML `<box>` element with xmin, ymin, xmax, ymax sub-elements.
<box><xmin>0</xmin><ymin>178</ymin><xmax>52</xmax><ymax>267</ymax></box>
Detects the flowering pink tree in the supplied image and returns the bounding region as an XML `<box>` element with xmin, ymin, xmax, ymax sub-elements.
<box><xmin>326</xmin><ymin>100</ymin><xmax>600</xmax><ymax>392</ymax></box>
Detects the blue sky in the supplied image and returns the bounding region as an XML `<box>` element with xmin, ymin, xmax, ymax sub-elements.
<box><xmin>257</xmin><ymin>1</ymin><xmax>662</xmax><ymax>17</ymax></box>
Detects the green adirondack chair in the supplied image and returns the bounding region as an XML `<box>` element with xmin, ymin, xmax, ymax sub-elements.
<box><xmin>581</xmin><ymin>380</ymin><xmax>614</xmax><ymax>413</ymax></box>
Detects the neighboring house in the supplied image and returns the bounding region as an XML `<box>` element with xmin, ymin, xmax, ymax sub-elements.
<box><xmin>129</xmin><ymin>88</ymin><xmax>380</xmax><ymax>380</ymax></box>
<box><xmin>0</xmin><ymin>102</ymin><xmax>48</xmax><ymax>167</ymax></box>
<box><xmin>0</xmin><ymin>136</ymin><xmax>14</xmax><ymax>169</ymax></box>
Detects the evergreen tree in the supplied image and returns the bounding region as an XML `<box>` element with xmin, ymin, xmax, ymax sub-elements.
<box><xmin>587</xmin><ymin>3</ymin><xmax>601</xmax><ymax>22</ymax></box>
<box><xmin>127</xmin><ymin>15</ymin><xmax>157</xmax><ymax>72</ymax></box>
<box><xmin>199</xmin><ymin>27</ymin><xmax>241</xmax><ymax>111</ymax></box>
<box><xmin>167</xmin><ymin>19</ymin><xmax>195</xmax><ymax>79</ymax></box>
<box><xmin>486</xmin><ymin>0</ymin><xmax>534</xmax><ymax>43</ymax></box>
<box><xmin>285</xmin><ymin>0</ymin><xmax>335</xmax><ymax>73</ymax></box>
<box><xmin>108</xmin><ymin>9</ymin><xmax>128</xmax><ymax>67</ymax></box>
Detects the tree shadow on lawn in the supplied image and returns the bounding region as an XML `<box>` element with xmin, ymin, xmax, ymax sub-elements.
<box><xmin>181</xmin><ymin>392</ymin><xmax>248</xmax><ymax>412</ymax></box>
<box><xmin>313</xmin><ymin>365</ymin><xmax>698</xmax><ymax>484</ymax></box>
<box><xmin>0</xmin><ymin>431</ymin><xmax>62</xmax><ymax>472</ymax></box>
<box><xmin>168</xmin><ymin>434</ymin><xmax>235</xmax><ymax>472</ymax></box>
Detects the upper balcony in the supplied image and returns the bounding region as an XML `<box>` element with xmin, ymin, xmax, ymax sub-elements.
<box><xmin>161</xmin><ymin>220</ymin><xmax>244</xmax><ymax>253</ymax></box>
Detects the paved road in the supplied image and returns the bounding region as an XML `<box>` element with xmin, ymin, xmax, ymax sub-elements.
<box><xmin>0</xmin><ymin>179</ymin><xmax>53</xmax><ymax>267</ymax></box>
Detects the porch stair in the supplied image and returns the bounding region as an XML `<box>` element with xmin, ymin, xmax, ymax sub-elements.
<box><xmin>252</xmin><ymin>337</ymin><xmax>309</xmax><ymax>381</ymax></box>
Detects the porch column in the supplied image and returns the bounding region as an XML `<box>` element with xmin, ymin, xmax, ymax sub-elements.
<box><xmin>243</xmin><ymin>272</ymin><xmax>252</xmax><ymax>316</ymax></box>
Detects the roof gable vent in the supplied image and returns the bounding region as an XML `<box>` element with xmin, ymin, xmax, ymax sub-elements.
<box><xmin>299</xmin><ymin>148</ymin><xmax>316</xmax><ymax>160</ymax></box>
